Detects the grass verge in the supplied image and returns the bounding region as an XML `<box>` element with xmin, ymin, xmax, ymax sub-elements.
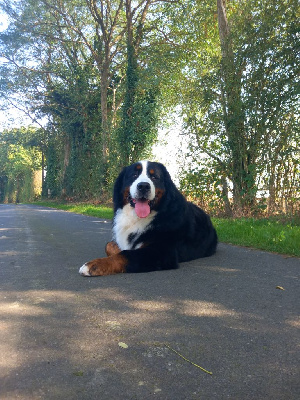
<box><xmin>31</xmin><ymin>202</ymin><xmax>299</xmax><ymax>257</ymax></box>
<box><xmin>32</xmin><ymin>201</ymin><xmax>114</xmax><ymax>219</ymax></box>
<box><xmin>213</xmin><ymin>217</ymin><xmax>300</xmax><ymax>257</ymax></box>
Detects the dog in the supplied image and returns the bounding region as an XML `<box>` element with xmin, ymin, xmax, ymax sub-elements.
<box><xmin>79</xmin><ymin>160</ymin><xmax>217</xmax><ymax>276</ymax></box>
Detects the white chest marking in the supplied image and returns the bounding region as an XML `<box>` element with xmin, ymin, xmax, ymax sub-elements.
<box><xmin>113</xmin><ymin>204</ymin><xmax>157</xmax><ymax>250</ymax></box>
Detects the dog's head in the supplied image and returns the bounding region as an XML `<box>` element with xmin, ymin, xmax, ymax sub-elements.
<box><xmin>113</xmin><ymin>160</ymin><xmax>171</xmax><ymax>218</ymax></box>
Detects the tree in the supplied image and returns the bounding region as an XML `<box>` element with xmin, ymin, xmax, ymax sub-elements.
<box><xmin>217</xmin><ymin>0</ymin><xmax>250</xmax><ymax>215</ymax></box>
<box><xmin>85</xmin><ymin>0</ymin><xmax>127</xmax><ymax>162</ymax></box>
<box><xmin>178</xmin><ymin>0</ymin><xmax>299</xmax><ymax>216</ymax></box>
<box><xmin>0</xmin><ymin>0</ymin><xmax>127</xmax><ymax>196</ymax></box>
<box><xmin>0</xmin><ymin>0</ymin><xmax>165</xmax><ymax>197</ymax></box>
<box><xmin>117</xmin><ymin>0</ymin><xmax>160</xmax><ymax>166</ymax></box>
<box><xmin>1</xmin><ymin>0</ymin><xmax>298</xmax><ymax>213</ymax></box>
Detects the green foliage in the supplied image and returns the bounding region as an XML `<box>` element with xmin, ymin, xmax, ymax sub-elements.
<box><xmin>213</xmin><ymin>218</ymin><xmax>300</xmax><ymax>257</ymax></box>
<box><xmin>179</xmin><ymin>163</ymin><xmax>221</xmax><ymax>211</ymax></box>
<box><xmin>0</xmin><ymin>0</ymin><xmax>164</xmax><ymax>198</ymax></box>
<box><xmin>116</xmin><ymin>1</ymin><xmax>163</xmax><ymax>168</ymax></box>
<box><xmin>43</xmin><ymin>67</ymin><xmax>106</xmax><ymax>198</ymax></box>
<box><xmin>118</xmin><ymin>72</ymin><xmax>160</xmax><ymax>165</ymax></box>
<box><xmin>0</xmin><ymin>0</ymin><xmax>113</xmax><ymax>199</ymax></box>
<box><xmin>178</xmin><ymin>0</ymin><xmax>299</xmax><ymax>216</ymax></box>
<box><xmin>0</xmin><ymin>0</ymin><xmax>298</xmax><ymax>215</ymax></box>
<box><xmin>32</xmin><ymin>201</ymin><xmax>114</xmax><ymax>219</ymax></box>
<box><xmin>0</xmin><ymin>127</ymin><xmax>42</xmax><ymax>202</ymax></box>
<box><xmin>44</xmin><ymin>141</ymin><xmax>61</xmax><ymax>198</ymax></box>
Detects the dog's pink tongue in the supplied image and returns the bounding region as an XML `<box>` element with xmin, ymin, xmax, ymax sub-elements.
<box><xmin>135</xmin><ymin>199</ymin><xmax>150</xmax><ymax>218</ymax></box>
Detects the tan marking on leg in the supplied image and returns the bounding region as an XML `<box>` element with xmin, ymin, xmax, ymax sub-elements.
<box><xmin>85</xmin><ymin>254</ymin><xmax>127</xmax><ymax>276</ymax></box>
<box><xmin>105</xmin><ymin>241</ymin><xmax>121</xmax><ymax>257</ymax></box>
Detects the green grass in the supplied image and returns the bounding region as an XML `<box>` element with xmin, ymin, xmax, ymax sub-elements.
<box><xmin>213</xmin><ymin>217</ymin><xmax>300</xmax><ymax>257</ymax></box>
<box><xmin>32</xmin><ymin>201</ymin><xmax>114</xmax><ymax>219</ymax></box>
<box><xmin>30</xmin><ymin>201</ymin><xmax>299</xmax><ymax>257</ymax></box>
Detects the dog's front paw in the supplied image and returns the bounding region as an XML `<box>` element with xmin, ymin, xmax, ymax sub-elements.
<box><xmin>78</xmin><ymin>255</ymin><xmax>127</xmax><ymax>277</ymax></box>
<box><xmin>79</xmin><ymin>263</ymin><xmax>91</xmax><ymax>276</ymax></box>
<box><xmin>79</xmin><ymin>260</ymin><xmax>100</xmax><ymax>276</ymax></box>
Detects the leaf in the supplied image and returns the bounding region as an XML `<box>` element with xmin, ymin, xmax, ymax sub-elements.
<box><xmin>276</xmin><ymin>286</ymin><xmax>285</xmax><ymax>290</ymax></box>
<box><xmin>118</xmin><ymin>342</ymin><xmax>128</xmax><ymax>349</ymax></box>
<box><xmin>73</xmin><ymin>371</ymin><xmax>84</xmax><ymax>376</ymax></box>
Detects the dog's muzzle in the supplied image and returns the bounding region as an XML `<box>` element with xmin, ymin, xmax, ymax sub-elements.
<box><xmin>136</xmin><ymin>182</ymin><xmax>151</xmax><ymax>198</ymax></box>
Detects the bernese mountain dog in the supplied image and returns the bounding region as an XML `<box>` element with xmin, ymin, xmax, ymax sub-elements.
<box><xmin>79</xmin><ymin>160</ymin><xmax>217</xmax><ymax>276</ymax></box>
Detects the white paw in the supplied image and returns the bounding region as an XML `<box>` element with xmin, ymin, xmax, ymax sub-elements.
<box><xmin>79</xmin><ymin>263</ymin><xmax>91</xmax><ymax>276</ymax></box>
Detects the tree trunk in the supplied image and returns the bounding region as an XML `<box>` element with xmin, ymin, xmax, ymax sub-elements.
<box><xmin>119</xmin><ymin>0</ymin><xmax>142</xmax><ymax>166</ymax></box>
<box><xmin>217</xmin><ymin>0</ymin><xmax>248</xmax><ymax>216</ymax></box>
<box><xmin>61</xmin><ymin>134</ymin><xmax>71</xmax><ymax>196</ymax></box>
<box><xmin>101</xmin><ymin>62</ymin><xmax>109</xmax><ymax>164</ymax></box>
<box><xmin>267</xmin><ymin>170</ymin><xmax>276</xmax><ymax>215</ymax></box>
<box><xmin>221</xmin><ymin>175</ymin><xmax>233</xmax><ymax>216</ymax></box>
<box><xmin>119</xmin><ymin>0</ymin><xmax>154</xmax><ymax>166</ymax></box>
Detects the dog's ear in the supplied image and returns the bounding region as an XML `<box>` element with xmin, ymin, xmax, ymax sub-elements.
<box><xmin>159</xmin><ymin>163</ymin><xmax>178</xmax><ymax>195</ymax></box>
<box><xmin>113</xmin><ymin>167</ymin><xmax>127</xmax><ymax>212</ymax></box>
<box><xmin>159</xmin><ymin>163</ymin><xmax>185</xmax><ymax>208</ymax></box>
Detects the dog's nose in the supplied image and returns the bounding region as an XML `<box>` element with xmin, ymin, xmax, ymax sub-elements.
<box><xmin>137</xmin><ymin>182</ymin><xmax>151</xmax><ymax>192</ymax></box>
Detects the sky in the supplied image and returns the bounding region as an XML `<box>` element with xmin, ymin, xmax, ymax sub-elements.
<box><xmin>152</xmin><ymin>115</ymin><xmax>188</xmax><ymax>182</ymax></box>
<box><xmin>0</xmin><ymin>10</ymin><xmax>8</xmax><ymax>31</ymax></box>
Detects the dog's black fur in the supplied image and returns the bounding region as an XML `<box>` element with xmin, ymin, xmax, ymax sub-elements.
<box><xmin>112</xmin><ymin>161</ymin><xmax>217</xmax><ymax>273</ymax></box>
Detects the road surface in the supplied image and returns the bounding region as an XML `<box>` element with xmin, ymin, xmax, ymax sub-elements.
<box><xmin>0</xmin><ymin>204</ymin><xmax>299</xmax><ymax>399</ymax></box>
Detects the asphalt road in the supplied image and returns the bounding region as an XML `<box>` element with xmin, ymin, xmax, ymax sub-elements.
<box><xmin>0</xmin><ymin>204</ymin><xmax>299</xmax><ymax>400</ymax></box>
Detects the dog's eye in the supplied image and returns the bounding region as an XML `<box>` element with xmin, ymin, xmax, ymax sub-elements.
<box><xmin>150</xmin><ymin>174</ymin><xmax>157</xmax><ymax>180</ymax></box>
